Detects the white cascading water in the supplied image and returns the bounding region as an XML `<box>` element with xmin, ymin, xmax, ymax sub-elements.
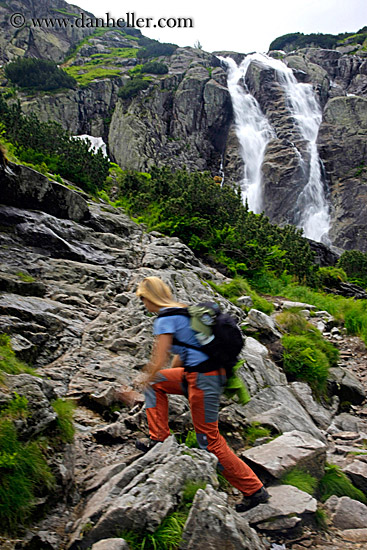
<box><xmin>222</xmin><ymin>53</ymin><xmax>330</xmax><ymax>243</ymax></box>
<box><xmin>220</xmin><ymin>56</ymin><xmax>274</xmax><ymax>213</ymax></box>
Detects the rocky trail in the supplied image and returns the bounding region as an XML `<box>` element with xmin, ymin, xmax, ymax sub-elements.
<box><xmin>1</xmin><ymin>164</ymin><xmax>367</xmax><ymax>550</ymax></box>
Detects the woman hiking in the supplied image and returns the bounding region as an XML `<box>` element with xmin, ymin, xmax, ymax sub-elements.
<box><xmin>135</xmin><ymin>276</ymin><xmax>269</xmax><ymax>512</ymax></box>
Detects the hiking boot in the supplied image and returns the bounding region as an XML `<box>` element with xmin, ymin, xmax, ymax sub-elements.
<box><xmin>235</xmin><ymin>486</ymin><xmax>270</xmax><ymax>513</ymax></box>
<box><xmin>135</xmin><ymin>438</ymin><xmax>161</xmax><ymax>453</ymax></box>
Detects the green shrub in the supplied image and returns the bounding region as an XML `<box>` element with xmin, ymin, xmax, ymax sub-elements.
<box><xmin>319</xmin><ymin>463</ymin><xmax>367</xmax><ymax>504</ymax></box>
<box><xmin>276</xmin><ymin>310</ymin><xmax>310</xmax><ymax>334</ymax></box>
<box><xmin>141</xmin><ymin>61</ymin><xmax>168</xmax><ymax>74</ymax></box>
<box><xmin>337</xmin><ymin>249</ymin><xmax>367</xmax><ymax>287</ymax></box>
<box><xmin>280</xmin><ymin>468</ymin><xmax>318</xmax><ymax>495</ymax></box>
<box><xmin>51</xmin><ymin>399</ymin><xmax>75</xmax><ymax>443</ymax></box>
<box><xmin>5</xmin><ymin>57</ymin><xmax>76</xmax><ymax>91</ymax></box>
<box><xmin>115</xmin><ymin>167</ymin><xmax>317</xmax><ymax>284</ymax></box>
<box><xmin>0</xmin><ymin>96</ymin><xmax>110</xmax><ymax>191</ymax></box>
<box><xmin>0</xmin><ymin>419</ymin><xmax>54</xmax><ymax>533</ymax></box>
<box><xmin>269</xmin><ymin>30</ymin><xmax>355</xmax><ymax>52</ymax></box>
<box><xmin>276</xmin><ymin>310</ymin><xmax>339</xmax><ymax>368</ymax></box>
<box><xmin>137</xmin><ymin>41</ymin><xmax>178</xmax><ymax>58</ymax></box>
<box><xmin>318</xmin><ymin>266</ymin><xmax>348</xmax><ymax>288</ymax></box>
<box><xmin>118</xmin><ymin>77</ymin><xmax>150</xmax><ymax>99</ymax></box>
<box><xmin>282</xmin><ymin>334</ymin><xmax>330</xmax><ymax>393</ymax></box>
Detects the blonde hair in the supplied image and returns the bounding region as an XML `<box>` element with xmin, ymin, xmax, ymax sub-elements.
<box><xmin>136</xmin><ymin>276</ymin><xmax>186</xmax><ymax>308</ymax></box>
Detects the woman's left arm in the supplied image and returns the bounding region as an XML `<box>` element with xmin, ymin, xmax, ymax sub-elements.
<box><xmin>143</xmin><ymin>333</ymin><xmax>173</xmax><ymax>383</ymax></box>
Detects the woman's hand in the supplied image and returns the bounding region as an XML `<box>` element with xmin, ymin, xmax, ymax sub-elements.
<box><xmin>132</xmin><ymin>372</ymin><xmax>151</xmax><ymax>391</ymax></box>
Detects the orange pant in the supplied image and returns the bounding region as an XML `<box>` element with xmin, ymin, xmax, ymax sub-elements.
<box><xmin>144</xmin><ymin>367</ymin><xmax>263</xmax><ymax>496</ymax></box>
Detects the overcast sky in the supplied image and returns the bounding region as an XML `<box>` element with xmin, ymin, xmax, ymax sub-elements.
<box><xmin>73</xmin><ymin>0</ymin><xmax>365</xmax><ymax>54</ymax></box>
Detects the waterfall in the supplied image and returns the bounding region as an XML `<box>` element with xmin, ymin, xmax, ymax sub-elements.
<box><xmin>222</xmin><ymin>53</ymin><xmax>330</xmax><ymax>244</ymax></box>
<box><xmin>220</xmin><ymin>56</ymin><xmax>274</xmax><ymax>213</ymax></box>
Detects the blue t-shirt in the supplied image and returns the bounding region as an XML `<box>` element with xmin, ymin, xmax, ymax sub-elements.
<box><xmin>153</xmin><ymin>308</ymin><xmax>209</xmax><ymax>367</ymax></box>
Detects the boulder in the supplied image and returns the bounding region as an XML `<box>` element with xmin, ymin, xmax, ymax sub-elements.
<box><xmin>241</xmin><ymin>485</ymin><xmax>317</xmax><ymax>531</ymax></box>
<box><xmin>328</xmin><ymin>366</ymin><xmax>366</xmax><ymax>405</ymax></box>
<box><xmin>67</xmin><ymin>437</ymin><xmax>219</xmax><ymax>549</ymax></box>
<box><xmin>242</xmin><ymin>309</ymin><xmax>282</xmax><ymax>343</ymax></box>
<box><xmin>91</xmin><ymin>540</ymin><xmax>130</xmax><ymax>550</ymax></box>
<box><xmin>325</xmin><ymin>495</ymin><xmax>367</xmax><ymax>529</ymax></box>
<box><xmin>343</xmin><ymin>460</ymin><xmax>367</xmax><ymax>493</ymax></box>
<box><xmin>5</xmin><ymin>373</ymin><xmax>58</xmax><ymax>438</ymax></box>
<box><xmin>289</xmin><ymin>382</ymin><xmax>337</xmax><ymax>429</ymax></box>
<box><xmin>240</xmin><ymin>337</ymin><xmax>287</xmax><ymax>395</ymax></box>
<box><xmin>242</xmin><ymin>386</ymin><xmax>326</xmax><ymax>442</ymax></box>
<box><xmin>1</xmin><ymin>162</ymin><xmax>89</xmax><ymax>222</ymax></box>
<box><xmin>182</xmin><ymin>485</ymin><xmax>266</xmax><ymax>550</ymax></box>
<box><xmin>242</xmin><ymin>430</ymin><xmax>327</xmax><ymax>479</ymax></box>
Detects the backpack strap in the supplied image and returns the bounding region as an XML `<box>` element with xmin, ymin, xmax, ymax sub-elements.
<box><xmin>157</xmin><ymin>308</ymin><xmax>218</xmax><ymax>373</ymax></box>
<box><xmin>157</xmin><ymin>307</ymin><xmax>190</xmax><ymax>319</ymax></box>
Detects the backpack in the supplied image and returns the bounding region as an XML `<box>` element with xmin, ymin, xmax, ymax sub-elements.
<box><xmin>158</xmin><ymin>301</ymin><xmax>244</xmax><ymax>378</ymax></box>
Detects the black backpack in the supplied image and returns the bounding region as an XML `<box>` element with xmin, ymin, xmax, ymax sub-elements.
<box><xmin>158</xmin><ymin>302</ymin><xmax>244</xmax><ymax>377</ymax></box>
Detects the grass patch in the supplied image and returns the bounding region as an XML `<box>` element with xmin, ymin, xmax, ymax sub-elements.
<box><xmin>280</xmin><ymin>468</ymin><xmax>318</xmax><ymax>495</ymax></box>
<box><xmin>15</xmin><ymin>271</ymin><xmax>35</xmax><ymax>283</ymax></box>
<box><xmin>0</xmin><ymin>334</ymin><xmax>37</xmax><ymax>380</ymax></box>
<box><xmin>51</xmin><ymin>399</ymin><xmax>75</xmax><ymax>443</ymax></box>
<box><xmin>282</xmin><ymin>334</ymin><xmax>330</xmax><ymax>394</ymax></box>
<box><xmin>181</xmin><ymin>480</ymin><xmax>207</xmax><ymax>508</ymax></box>
<box><xmin>243</xmin><ymin>422</ymin><xmax>272</xmax><ymax>448</ymax></box>
<box><xmin>0</xmin><ymin>418</ymin><xmax>55</xmax><ymax>533</ymax></box>
<box><xmin>64</xmin><ymin>64</ymin><xmax>123</xmax><ymax>86</ymax></box>
<box><xmin>319</xmin><ymin>463</ymin><xmax>367</xmax><ymax>504</ymax></box>
<box><xmin>276</xmin><ymin>309</ymin><xmax>340</xmax><ymax>379</ymax></box>
<box><xmin>208</xmin><ymin>278</ymin><xmax>273</xmax><ymax>315</ymax></box>
<box><xmin>255</xmin><ymin>277</ymin><xmax>367</xmax><ymax>345</ymax></box>
<box><xmin>314</xmin><ymin>507</ymin><xmax>328</xmax><ymax>530</ymax></box>
<box><xmin>1</xmin><ymin>393</ymin><xmax>29</xmax><ymax>419</ymax></box>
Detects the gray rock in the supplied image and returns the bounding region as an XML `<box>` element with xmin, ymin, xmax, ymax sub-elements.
<box><xmin>328</xmin><ymin>366</ymin><xmax>366</xmax><ymax>405</ymax></box>
<box><xmin>240</xmin><ymin>337</ymin><xmax>287</xmax><ymax>395</ymax></box>
<box><xmin>243</xmin><ymin>430</ymin><xmax>327</xmax><ymax>479</ymax></box>
<box><xmin>5</xmin><ymin>373</ymin><xmax>58</xmax><ymax>438</ymax></box>
<box><xmin>237</xmin><ymin>295</ymin><xmax>253</xmax><ymax>308</ymax></box>
<box><xmin>289</xmin><ymin>381</ymin><xmax>335</xmax><ymax>429</ymax></box>
<box><xmin>1</xmin><ymin>162</ymin><xmax>89</xmax><ymax>222</ymax></box>
<box><xmin>91</xmin><ymin>539</ymin><xmax>130</xmax><ymax>550</ymax></box>
<box><xmin>343</xmin><ymin>460</ymin><xmax>367</xmax><ymax>493</ymax></box>
<box><xmin>325</xmin><ymin>495</ymin><xmax>367</xmax><ymax>529</ymax></box>
<box><xmin>242</xmin><ymin>386</ymin><xmax>326</xmax><ymax>441</ymax></box>
<box><xmin>243</xmin><ymin>309</ymin><xmax>282</xmax><ymax>344</ymax></box>
<box><xmin>340</xmin><ymin>529</ymin><xmax>367</xmax><ymax>543</ymax></box>
<box><xmin>68</xmin><ymin>437</ymin><xmax>219</xmax><ymax>549</ymax></box>
<box><xmin>182</xmin><ymin>484</ymin><xmax>266</xmax><ymax>549</ymax></box>
<box><xmin>241</xmin><ymin>485</ymin><xmax>317</xmax><ymax>530</ymax></box>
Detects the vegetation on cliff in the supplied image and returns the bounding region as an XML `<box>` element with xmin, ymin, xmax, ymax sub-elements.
<box><xmin>269</xmin><ymin>27</ymin><xmax>367</xmax><ymax>52</ymax></box>
<box><xmin>0</xmin><ymin>96</ymin><xmax>110</xmax><ymax>191</ymax></box>
<box><xmin>112</xmin><ymin>166</ymin><xmax>317</xmax><ymax>284</ymax></box>
<box><xmin>5</xmin><ymin>58</ymin><xmax>77</xmax><ymax>92</ymax></box>
<box><xmin>0</xmin><ymin>337</ymin><xmax>75</xmax><ymax>534</ymax></box>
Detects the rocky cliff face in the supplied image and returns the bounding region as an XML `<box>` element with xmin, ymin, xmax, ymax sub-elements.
<box><xmin>0</xmin><ymin>0</ymin><xmax>94</xmax><ymax>63</ymax></box>
<box><xmin>1</xmin><ymin>159</ymin><xmax>367</xmax><ymax>550</ymax></box>
<box><xmin>1</xmin><ymin>1</ymin><xmax>367</xmax><ymax>252</ymax></box>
